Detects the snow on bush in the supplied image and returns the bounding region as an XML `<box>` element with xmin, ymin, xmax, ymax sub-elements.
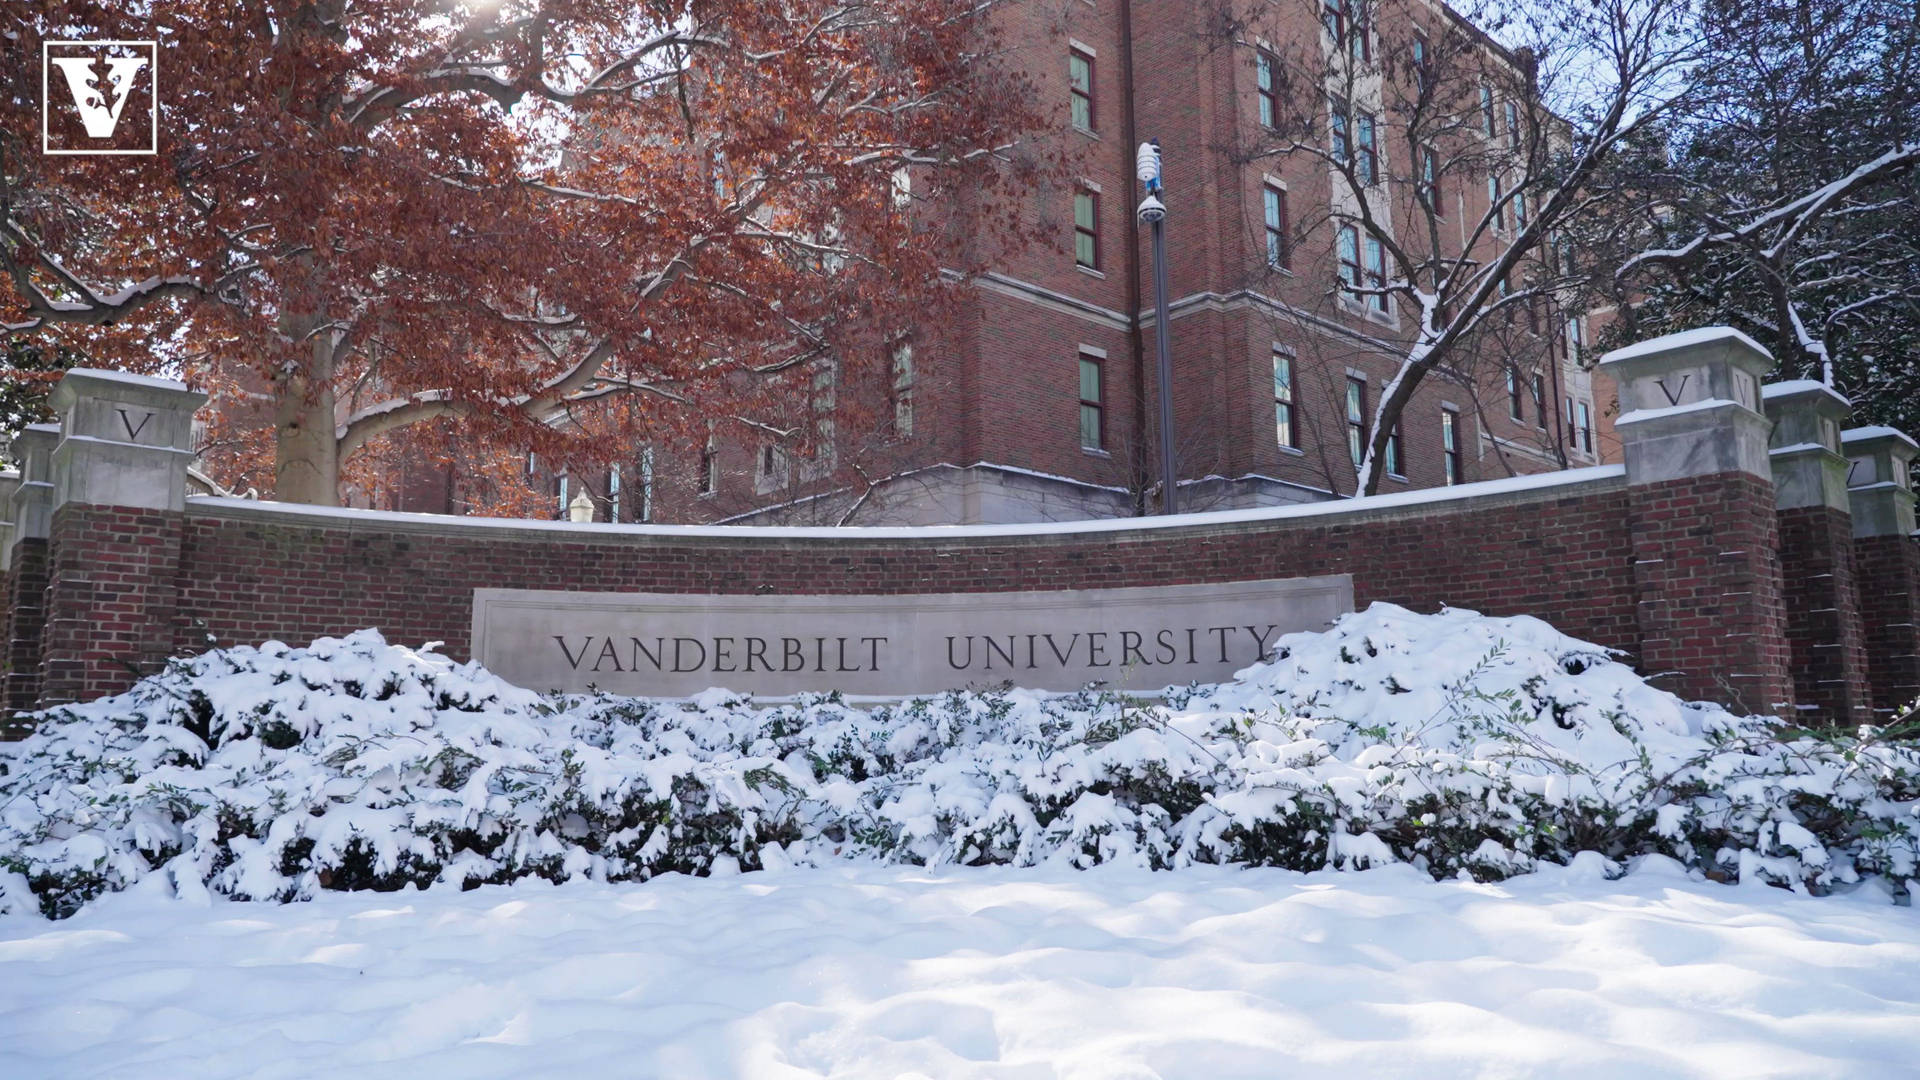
<box><xmin>2</xmin><ymin>604</ymin><xmax>1917</xmax><ymax>918</ymax></box>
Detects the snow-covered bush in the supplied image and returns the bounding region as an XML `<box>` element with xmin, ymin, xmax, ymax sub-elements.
<box><xmin>3</xmin><ymin>606</ymin><xmax>1917</xmax><ymax>918</ymax></box>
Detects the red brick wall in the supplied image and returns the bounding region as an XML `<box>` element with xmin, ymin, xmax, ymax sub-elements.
<box><xmin>1854</xmin><ymin>534</ymin><xmax>1920</xmax><ymax>717</ymax></box>
<box><xmin>1775</xmin><ymin>505</ymin><xmax>1872</xmax><ymax>724</ymax></box>
<box><xmin>3</xmin><ymin>539</ymin><xmax>48</xmax><ymax>735</ymax></box>
<box><xmin>39</xmin><ymin>505</ymin><xmax>188</xmax><ymax>706</ymax></box>
<box><xmin>164</xmin><ymin>476</ymin><xmax>1642</xmax><ymax>684</ymax></box>
<box><xmin>1626</xmin><ymin>472</ymin><xmax>1794</xmax><ymax>717</ymax></box>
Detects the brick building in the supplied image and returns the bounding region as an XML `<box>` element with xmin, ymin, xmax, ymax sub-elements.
<box><xmin>380</xmin><ymin>0</ymin><xmax>1620</xmax><ymax>526</ymax></box>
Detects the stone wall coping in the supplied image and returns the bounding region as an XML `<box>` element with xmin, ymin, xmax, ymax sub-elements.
<box><xmin>1842</xmin><ymin>426</ymin><xmax>1919</xmax><ymax>453</ymax></box>
<box><xmin>185</xmin><ymin>464</ymin><xmax>1629</xmax><ymax>546</ymax></box>
<box><xmin>49</xmin><ymin>369</ymin><xmax>208</xmax><ymax>414</ymax></box>
<box><xmin>1761</xmin><ymin>380</ymin><xmax>1851</xmax><ymax>414</ymax></box>
<box><xmin>1599</xmin><ymin>326</ymin><xmax>1773</xmax><ymax>369</ymax></box>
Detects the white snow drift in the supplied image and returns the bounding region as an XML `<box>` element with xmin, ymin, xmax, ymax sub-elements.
<box><xmin>2</xmin><ymin>604</ymin><xmax>1917</xmax><ymax>920</ymax></box>
<box><xmin>3</xmin><ymin>861</ymin><xmax>1919</xmax><ymax>1079</ymax></box>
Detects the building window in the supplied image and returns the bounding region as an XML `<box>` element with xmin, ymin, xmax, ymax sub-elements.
<box><xmin>1079</xmin><ymin>350</ymin><xmax>1105</xmax><ymax>449</ymax></box>
<box><xmin>697</xmin><ymin>439</ymin><xmax>717</xmax><ymax>495</ymax></box>
<box><xmin>1345</xmin><ymin>375</ymin><xmax>1368</xmax><ymax>468</ymax></box>
<box><xmin>1323</xmin><ymin>0</ymin><xmax>1346</xmax><ymax>46</ymax></box>
<box><xmin>608</xmin><ymin>464</ymin><xmax>622</xmax><ymax>523</ymax></box>
<box><xmin>1257</xmin><ymin>50</ymin><xmax>1279</xmax><ymax>129</ymax></box>
<box><xmin>1329</xmin><ymin>97</ymin><xmax>1350</xmax><ymax>163</ymax></box>
<box><xmin>1263</xmin><ymin>183</ymin><xmax>1289</xmax><ymax>269</ymax></box>
<box><xmin>1532</xmin><ymin>371</ymin><xmax>1547</xmax><ymax>428</ymax></box>
<box><xmin>1566</xmin><ymin>316</ymin><xmax>1584</xmax><ymax>362</ymax></box>
<box><xmin>1074</xmin><ymin>187</ymin><xmax>1100</xmax><ymax>270</ymax></box>
<box><xmin>1412</xmin><ymin>31</ymin><xmax>1431</xmax><ymax>92</ymax></box>
<box><xmin>1488</xmin><ymin>172</ymin><xmax>1505</xmax><ymax>230</ymax></box>
<box><xmin>1505</xmin><ymin>101</ymin><xmax>1521</xmax><ymax>149</ymax></box>
<box><xmin>1363</xmin><ymin>235</ymin><xmax>1388</xmax><ymax>314</ymax></box>
<box><xmin>638</xmin><ymin>447</ymin><xmax>655</xmax><ymax>522</ymax></box>
<box><xmin>1273</xmin><ymin>350</ymin><xmax>1297</xmax><ymax>449</ymax></box>
<box><xmin>809</xmin><ymin>361</ymin><xmax>838</xmax><ymax>475</ymax></box>
<box><xmin>1481</xmin><ymin>85</ymin><xmax>1496</xmax><ymax>136</ymax></box>
<box><xmin>757</xmin><ymin>444</ymin><xmax>782</xmax><ymax>493</ymax></box>
<box><xmin>1337</xmin><ymin>225</ymin><xmax>1362</xmax><ymax>303</ymax></box>
<box><xmin>1356</xmin><ymin>112</ymin><xmax>1378</xmax><ymax>184</ymax></box>
<box><xmin>1442</xmin><ymin>408</ymin><xmax>1463</xmax><ymax>485</ymax></box>
<box><xmin>1578</xmin><ymin>401</ymin><xmax>1594</xmax><ymax>454</ymax></box>
<box><xmin>1514</xmin><ymin>188</ymin><xmax>1527</xmax><ymax>231</ymax></box>
<box><xmin>1507</xmin><ymin>366</ymin><xmax>1524</xmax><ymax>422</ymax></box>
<box><xmin>891</xmin><ymin>340</ymin><xmax>915</xmax><ymax>436</ymax></box>
<box><xmin>1385</xmin><ymin>421</ymin><xmax>1403</xmax><ymax>477</ymax></box>
<box><xmin>1069</xmin><ymin>48</ymin><xmax>1095</xmax><ymax>132</ymax></box>
<box><xmin>556</xmin><ymin>473</ymin><xmax>570</xmax><ymax>519</ymax></box>
<box><xmin>1565</xmin><ymin>396</ymin><xmax>1577</xmax><ymax>447</ymax></box>
<box><xmin>1418</xmin><ymin>146</ymin><xmax>1441</xmax><ymax>212</ymax></box>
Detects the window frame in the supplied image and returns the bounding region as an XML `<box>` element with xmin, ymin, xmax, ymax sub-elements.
<box><xmin>1441</xmin><ymin>407</ymin><xmax>1463</xmax><ymax>485</ymax></box>
<box><xmin>1263</xmin><ymin>182</ymin><xmax>1290</xmax><ymax>270</ymax></box>
<box><xmin>1418</xmin><ymin>145</ymin><xmax>1442</xmax><ymax>213</ymax></box>
<box><xmin>1578</xmin><ymin>400</ymin><xmax>1594</xmax><ymax>454</ymax></box>
<box><xmin>1385</xmin><ymin>419</ymin><xmax>1404</xmax><ymax>477</ymax></box>
<box><xmin>1069</xmin><ymin>47</ymin><xmax>1096</xmax><ymax>133</ymax></box>
<box><xmin>1073</xmin><ymin>186</ymin><xmax>1101</xmax><ymax>270</ymax></box>
<box><xmin>1363</xmin><ymin>234</ymin><xmax>1388</xmax><ymax>314</ymax></box>
<box><xmin>1488</xmin><ymin>171</ymin><xmax>1505</xmax><ymax>231</ymax></box>
<box><xmin>1078</xmin><ymin>349</ymin><xmax>1106</xmax><ymax>450</ymax></box>
<box><xmin>1256</xmin><ymin>49</ymin><xmax>1279</xmax><ymax>130</ymax></box>
<box><xmin>1480</xmin><ymin>85</ymin><xmax>1496</xmax><ymax>137</ymax></box>
<box><xmin>891</xmin><ymin>340</ymin><xmax>915</xmax><ymax>437</ymax></box>
<box><xmin>1336</xmin><ymin>224</ymin><xmax>1363</xmax><ymax>305</ymax></box>
<box><xmin>1345</xmin><ymin>374</ymin><xmax>1369</xmax><ymax>469</ymax></box>
<box><xmin>1507</xmin><ymin>365</ymin><xmax>1524</xmax><ymax>422</ymax></box>
<box><xmin>697</xmin><ymin>439</ymin><xmax>717</xmax><ymax>496</ymax></box>
<box><xmin>1355</xmin><ymin>111</ymin><xmax>1378</xmax><ymax>185</ymax></box>
<box><xmin>1273</xmin><ymin>349</ymin><xmax>1297</xmax><ymax>449</ymax></box>
<box><xmin>1531</xmin><ymin>371</ymin><xmax>1547</xmax><ymax>429</ymax></box>
<box><xmin>1329</xmin><ymin>96</ymin><xmax>1351</xmax><ymax>163</ymax></box>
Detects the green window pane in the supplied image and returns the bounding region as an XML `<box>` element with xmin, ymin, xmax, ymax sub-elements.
<box><xmin>1074</xmin><ymin>192</ymin><xmax>1095</xmax><ymax>230</ymax></box>
<box><xmin>1079</xmin><ymin>356</ymin><xmax>1101</xmax><ymax>400</ymax></box>
<box><xmin>1080</xmin><ymin>404</ymin><xmax>1101</xmax><ymax>448</ymax></box>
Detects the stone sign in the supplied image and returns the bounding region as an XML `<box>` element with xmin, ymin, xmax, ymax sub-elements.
<box><xmin>471</xmin><ymin>575</ymin><xmax>1354</xmax><ymax>697</ymax></box>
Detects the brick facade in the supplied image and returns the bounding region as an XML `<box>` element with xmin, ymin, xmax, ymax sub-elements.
<box><xmin>166</xmin><ymin>475</ymin><xmax>1641</xmax><ymax>672</ymax></box>
<box><xmin>3</xmin><ymin>539</ymin><xmax>48</xmax><ymax>728</ymax></box>
<box><xmin>38</xmin><ymin>505</ymin><xmax>189</xmax><ymax>706</ymax></box>
<box><xmin>1775</xmin><ymin>505</ymin><xmax>1872</xmax><ymax>723</ymax></box>
<box><xmin>368</xmin><ymin>0</ymin><xmax>1612</xmax><ymax>526</ymax></box>
<box><xmin>1625</xmin><ymin>472</ymin><xmax>1794</xmax><ymax>716</ymax></box>
<box><xmin>1854</xmin><ymin>534</ymin><xmax>1920</xmax><ymax>716</ymax></box>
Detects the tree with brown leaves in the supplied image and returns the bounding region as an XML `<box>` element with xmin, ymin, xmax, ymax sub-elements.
<box><xmin>1</xmin><ymin>0</ymin><xmax>1042</xmax><ymax>505</ymax></box>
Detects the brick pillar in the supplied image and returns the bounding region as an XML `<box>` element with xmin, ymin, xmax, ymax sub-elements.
<box><xmin>37</xmin><ymin>370</ymin><xmax>206</xmax><ymax>707</ymax></box>
<box><xmin>1599</xmin><ymin>328</ymin><xmax>1794</xmax><ymax>717</ymax></box>
<box><xmin>4</xmin><ymin>425</ymin><xmax>59</xmax><ymax>726</ymax></box>
<box><xmin>1763</xmin><ymin>381</ymin><xmax>1870</xmax><ymax>725</ymax></box>
<box><xmin>1842</xmin><ymin>426</ymin><xmax>1920</xmax><ymax>718</ymax></box>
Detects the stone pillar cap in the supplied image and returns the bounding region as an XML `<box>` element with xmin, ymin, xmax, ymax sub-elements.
<box><xmin>1761</xmin><ymin>379</ymin><xmax>1851</xmax><ymax>417</ymax></box>
<box><xmin>48</xmin><ymin>368</ymin><xmax>208</xmax><ymax>412</ymax></box>
<box><xmin>1841</xmin><ymin>426</ymin><xmax>1919</xmax><ymax>455</ymax></box>
<box><xmin>14</xmin><ymin>423</ymin><xmax>60</xmax><ymax>448</ymax></box>
<box><xmin>1598</xmin><ymin>326</ymin><xmax>1774</xmax><ymax>375</ymax></box>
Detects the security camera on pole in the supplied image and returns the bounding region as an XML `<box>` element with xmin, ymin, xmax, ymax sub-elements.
<box><xmin>1137</xmin><ymin>139</ymin><xmax>1177</xmax><ymax>515</ymax></box>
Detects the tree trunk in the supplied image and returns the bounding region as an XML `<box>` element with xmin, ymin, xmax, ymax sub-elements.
<box><xmin>273</xmin><ymin>321</ymin><xmax>341</xmax><ymax>506</ymax></box>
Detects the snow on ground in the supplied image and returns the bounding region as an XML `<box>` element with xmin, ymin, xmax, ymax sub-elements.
<box><xmin>3</xmin><ymin>858</ymin><xmax>1917</xmax><ymax>1080</ymax></box>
